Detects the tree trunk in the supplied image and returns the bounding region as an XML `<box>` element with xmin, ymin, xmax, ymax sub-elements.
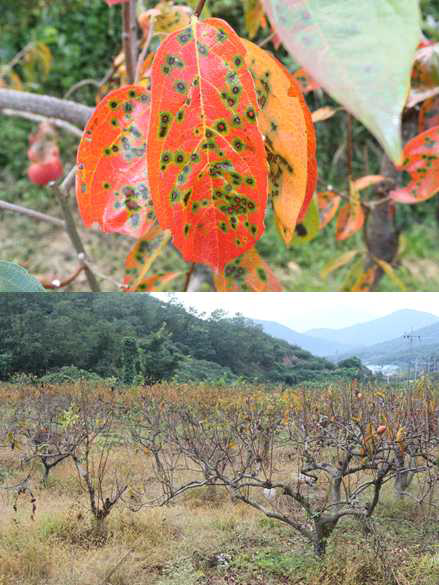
<box><xmin>364</xmin><ymin>109</ymin><xmax>419</xmax><ymax>290</ymax></box>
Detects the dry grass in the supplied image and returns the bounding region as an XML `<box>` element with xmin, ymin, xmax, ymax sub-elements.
<box><xmin>0</xmin><ymin>447</ymin><xmax>438</xmax><ymax>585</ymax></box>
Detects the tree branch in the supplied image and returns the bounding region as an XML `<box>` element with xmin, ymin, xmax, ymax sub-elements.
<box><xmin>0</xmin><ymin>199</ymin><xmax>65</xmax><ymax>227</ymax></box>
<box><xmin>0</xmin><ymin>89</ymin><xmax>93</xmax><ymax>128</ymax></box>
<box><xmin>122</xmin><ymin>0</ymin><xmax>138</xmax><ymax>84</ymax></box>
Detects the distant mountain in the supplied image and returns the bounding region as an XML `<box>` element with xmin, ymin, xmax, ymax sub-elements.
<box><xmin>306</xmin><ymin>310</ymin><xmax>439</xmax><ymax>351</ymax></box>
<box><xmin>253</xmin><ymin>319</ymin><xmax>353</xmax><ymax>357</ymax></box>
<box><xmin>339</xmin><ymin>320</ymin><xmax>439</xmax><ymax>366</ymax></box>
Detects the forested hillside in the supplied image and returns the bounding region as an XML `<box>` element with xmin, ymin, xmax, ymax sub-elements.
<box><xmin>0</xmin><ymin>294</ymin><xmax>364</xmax><ymax>384</ymax></box>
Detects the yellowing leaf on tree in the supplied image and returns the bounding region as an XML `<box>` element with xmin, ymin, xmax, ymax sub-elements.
<box><xmin>320</xmin><ymin>249</ymin><xmax>359</xmax><ymax>280</ymax></box>
<box><xmin>76</xmin><ymin>85</ymin><xmax>154</xmax><ymax>239</ymax></box>
<box><xmin>336</xmin><ymin>181</ymin><xmax>364</xmax><ymax>241</ymax></box>
<box><xmin>244</xmin><ymin>0</ymin><xmax>266</xmax><ymax>39</ymax></box>
<box><xmin>140</xmin><ymin>1</ymin><xmax>192</xmax><ymax>35</ymax></box>
<box><xmin>241</xmin><ymin>39</ymin><xmax>317</xmax><ymax>245</ymax></box>
<box><xmin>147</xmin><ymin>18</ymin><xmax>269</xmax><ymax>271</ymax></box>
<box><xmin>123</xmin><ymin>227</ymin><xmax>172</xmax><ymax>292</ymax></box>
<box><xmin>390</xmin><ymin>126</ymin><xmax>439</xmax><ymax>204</ymax></box>
<box><xmin>264</xmin><ymin>0</ymin><xmax>421</xmax><ymax>164</ymax></box>
<box><xmin>214</xmin><ymin>247</ymin><xmax>283</xmax><ymax>291</ymax></box>
<box><xmin>408</xmin><ymin>42</ymin><xmax>439</xmax><ymax>108</ymax></box>
<box><xmin>350</xmin><ymin>266</ymin><xmax>377</xmax><ymax>292</ymax></box>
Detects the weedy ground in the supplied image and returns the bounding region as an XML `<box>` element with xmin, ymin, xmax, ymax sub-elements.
<box><xmin>0</xmin><ymin>447</ymin><xmax>438</xmax><ymax>585</ymax></box>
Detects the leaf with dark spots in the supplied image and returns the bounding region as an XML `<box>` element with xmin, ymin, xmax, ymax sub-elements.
<box><xmin>390</xmin><ymin>126</ymin><xmax>439</xmax><ymax>204</ymax></box>
<box><xmin>147</xmin><ymin>17</ymin><xmax>268</xmax><ymax>271</ymax></box>
<box><xmin>241</xmin><ymin>39</ymin><xmax>317</xmax><ymax>245</ymax></box>
<box><xmin>76</xmin><ymin>85</ymin><xmax>154</xmax><ymax>239</ymax></box>
<box><xmin>123</xmin><ymin>227</ymin><xmax>172</xmax><ymax>291</ymax></box>
<box><xmin>289</xmin><ymin>196</ymin><xmax>320</xmax><ymax>246</ymax></box>
<box><xmin>214</xmin><ymin>248</ymin><xmax>283</xmax><ymax>291</ymax></box>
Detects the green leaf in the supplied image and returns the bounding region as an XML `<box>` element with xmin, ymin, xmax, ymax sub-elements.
<box><xmin>0</xmin><ymin>261</ymin><xmax>45</xmax><ymax>292</ymax></box>
<box><xmin>263</xmin><ymin>0</ymin><xmax>421</xmax><ymax>164</ymax></box>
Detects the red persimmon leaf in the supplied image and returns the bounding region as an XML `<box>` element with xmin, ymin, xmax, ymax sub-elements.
<box><xmin>147</xmin><ymin>17</ymin><xmax>268</xmax><ymax>271</ymax></box>
<box><xmin>76</xmin><ymin>85</ymin><xmax>155</xmax><ymax>239</ymax></box>
<box><xmin>390</xmin><ymin>126</ymin><xmax>439</xmax><ymax>204</ymax></box>
<box><xmin>336</xmin><ymin>181</ymin><xmax>364</xmax><ymax>241</ymax></box>
<box><xmin>317</xmin><ymin>191</ymin><xmax>341</xmax><ymax>229</ymax></box>
<box><xmin>105</xmin><ymin>0</ymin><xmax>129</xmax><ymax>5</ymax></box>
<box><xmin>243</xmin><ymin>0</ymin><xmax>267</xmax><ymax>39</ymax></box>
<box><xmin>214</xmin><ymin>247</ymin><xmax>283</xmax><ymax>291</ymax></box>
<box><xmin>123</xmin><ymin>226</ymin><xmax>172</xmax><ymax>291</ymax></box>
<box><xmin>242</xmin><ymin>39</ymin><xmax>317</xmax><ymax>245</ymax></box>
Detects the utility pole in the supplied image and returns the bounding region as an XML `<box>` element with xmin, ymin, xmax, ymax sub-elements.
<box><xmin>402</xmin><ymin>330</ymin><xmax>422</xmax><ymax>385</ymax></box>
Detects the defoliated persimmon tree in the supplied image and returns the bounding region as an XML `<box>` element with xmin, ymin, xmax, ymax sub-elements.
<box><xmin>2</xmin><ymin>0</ymin><xmax>439</xmax><ymax>292</ymax></box>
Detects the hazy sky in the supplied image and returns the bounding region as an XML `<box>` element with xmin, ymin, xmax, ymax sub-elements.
<box><xmin>151</xmin><ymin>293</ymin><xmax>439</xmax><ymax>332</ymax></box>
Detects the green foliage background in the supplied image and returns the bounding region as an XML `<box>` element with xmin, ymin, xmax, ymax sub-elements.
<box><xmin>0</xmin><ymin>293</ymin><xmax>366</xmax><ymax>384</ymax></box>
<box><xmin>1</xmin><ymin>0</ymin><xmax>439</xmax><ymax>290</ymax></box>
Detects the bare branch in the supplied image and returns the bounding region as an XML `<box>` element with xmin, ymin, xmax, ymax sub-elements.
<box><xmin>0</xmin><ymin>89</ymin><xmax>93</xmax><ymax>128</ymax></box>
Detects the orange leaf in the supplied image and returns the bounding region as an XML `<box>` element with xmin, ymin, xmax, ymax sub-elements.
<box><xmin>76</xmin><ymin>85</ymin><xmax>154</xmax><ymax>238</ymax></box>
<box><xmin>147</xmin><ymin>18</ymin><xmax>268</xmax><ymax>271</ymax></box>
<box><xmin>317</xmin><ymin>191</ymin><xmax>340</xmax><ymax>228</ymax></box>
<box><xmin>242</xmin><ymin>39</ymin><xmax>317</xmax><ymax>244</ymax></box>
<box><xmin>336</xmin><ymin>181</ymin><xmax>364</xmax><ymax>241</ymax></box>
<box><xmin>293</xmin><ymin>67</ymin><xmax>320</xmax><ymax>94</ymax></box>
<box><xmin>352</xmin><ymin>175</ymin><xmax>387</xmax><ymax>191</ymax></box>
<box><xmin>214</xmin><ymin>247</ymin><xmax>283</xmax><ymax>291</ymax></box>
<box><xmin>390</xmin><ymin>126</ymin><xmax>439</xmax><ymax>204</ymax></box>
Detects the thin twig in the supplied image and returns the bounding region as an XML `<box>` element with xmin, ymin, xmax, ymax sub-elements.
<box><xmin>41</xmin><ymin>265</ymin><xmax>85</xmax><ymax>289</ymax></box>
<box><xmin>51</xmin><ymin>167</ymin><xmax>101</xmax><ymax>292</ymax></box>
<box><xmin>135</xmin><ymin>16</ymin><xmax>155</xmax><ymax>83</ymax></box>
<box><xmin>346</xmin><ymin>112</ymin><xmax>353</xmax><ymax>188</ymax></box>
<box><xmin>1</xmin><ymin>108</ymin><xmax>83</xmax><ymax>137</ymax></box>
<box><xmin>0</xmin><ymin>199</ymin><xmax>65</xmax><ymax>227</ymax></box>
<box><xmin>63</xmin><ymin>79</ymin><xmax>100</xmax><ymax>100</ymax></box>
<box><xmin>258</xmin><ymin>32</ymin><xmax>275</xmax><ymax>48</ymax></box>
<box><xmin>122</xmin><ymin>0</ymin><xmax>138</xmax><ymax>84</ymax></box>
<box><xmin>183</xmin><ymin>263</ymin><xmax>195</xmax><ymax>292</ymax></box>
<box><xmin>194</xmin><ymin>0</ymin><xmax>208</xmax><ymax>18</ymax></box>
